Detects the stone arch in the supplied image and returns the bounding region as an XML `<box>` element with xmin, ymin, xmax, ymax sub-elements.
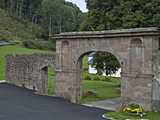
<box><xmin>75</xmin><ymin>50</ymin><xmax>122</xmax><ymax>102</ymax></box>
<box><xmin>75</xmin><ymin>49</ymin><xmax>124</xmax><ymax>78</ymax></box>
<box><xmin>39</xmin><ymin>64</ymin><xmax>55</xmax><ymax>95</ymax></box>
<box><xmin>55</xmin><ymin>28</ymin><xmax>160</xmax><ymax>110</ymax></box>
<box><xmin>40</xmin><ymin>63</ymin><xmax>55</xmax><ymax>70</ymax></box>
<box><xmin>77</xmin><ymin>49</ymin><xmax>123</xmax><ymax>67</ymax></box>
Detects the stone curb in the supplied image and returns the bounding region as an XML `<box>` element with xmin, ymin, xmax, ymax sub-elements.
<box><xmin>82</xmin><ymin>104</ymin><xmax>115</xmax><ymax>111</ymax></box>
<box><xmin>102</xmin><ymin>114</ymin><xmax>113</xmax><ymax>120</ymax></box>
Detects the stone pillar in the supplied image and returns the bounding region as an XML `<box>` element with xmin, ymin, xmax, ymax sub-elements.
<box><xmin>121</xmin><ymin>72</ymin><xmax>153</xmax><ymax>110</ymax></box>
<box><xmin>55</xmin><ymin>40</ymin><xmax>80</xmax><ymax>102</ymax></box>
<box><xmin>55</xmin><ymin>68</ymin><xmax>80</xmax><ymax>103</ymax></box>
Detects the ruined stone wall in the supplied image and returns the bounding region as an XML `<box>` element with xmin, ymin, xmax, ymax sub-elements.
<box><xmin>6</xmin><ymin>54</ymin><xmax>55</xmax><ymax>94</ymax></box>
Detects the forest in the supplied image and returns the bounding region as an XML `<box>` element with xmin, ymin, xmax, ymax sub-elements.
<box><xmin>81</xmin><ymin>0</ymin><xmax>160</xmax><ymax>30</ymax></box>
<box><xmin>1</xmin><ymin>0</ymin><xmax>160</xmax><ymax>41</ymax></box>
<box><xmin>0</xmin><ymin>0</ymin><xmax>83</xmax><ymax>39</ymax></box>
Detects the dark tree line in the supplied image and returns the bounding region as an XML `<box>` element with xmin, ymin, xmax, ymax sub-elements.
<box><xmin>0</xmin><ymin>0</ymin><xmax>42</xmax><ymax>20</ymax></box>
<box><xmin>81</xmin><ymin>0</ymin><xmax>160</xmax><ymax>31</ymax></box>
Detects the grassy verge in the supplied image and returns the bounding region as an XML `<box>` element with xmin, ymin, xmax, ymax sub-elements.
<box><xmin>104</xmin><ymin>112</ymin><xmax>160</xmax><ymax>120</ymax></box>
<box><xmin>48</xmin><ymin>67</ymin><xmax>56</xmax><ymax>95</ymax></box>
<box><xmin>0</xmin><ymin>44</ymin><xmax>52</xmax><ymax>80</ymax></box>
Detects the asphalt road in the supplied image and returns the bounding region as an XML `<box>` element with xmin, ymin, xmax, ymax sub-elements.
<box><xmin>0</xmin><ymin>83</ymin><xmax>108</xmax><ymax>120</ymax></box>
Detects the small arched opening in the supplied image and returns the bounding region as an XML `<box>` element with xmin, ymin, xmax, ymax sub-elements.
<box><xmin>130</xmin><ymin>38</ymin><xmax>143</xmax><ymax>72</ymax></box>
<box><xmin>40</xmin><ymin>66</ymin><xmax>55</xmax><ymax>95</ymax></box>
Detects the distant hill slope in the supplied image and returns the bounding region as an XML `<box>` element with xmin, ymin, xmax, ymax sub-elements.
<box><xmin>0</xmin><ymin>9</ymin><xmax>41</xmax><ymax>42</ymax></box>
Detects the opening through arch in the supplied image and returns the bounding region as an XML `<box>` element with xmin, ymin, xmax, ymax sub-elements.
<box><xmin>77</xmin><ymin>51</ymin><xmax>122</xmax><ymax>110</ymax></box>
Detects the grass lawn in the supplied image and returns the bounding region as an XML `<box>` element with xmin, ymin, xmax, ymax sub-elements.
<box><xmin>81</xmin><ymin>77</ymin><xmax>121</xmax><ymax>103</ymax></box>
<box><xmin>105</xmin><ymin>112</ymin><xmax>160</xmax><ymax>120</ymax></box>
<box><xmin>0</xmin><ymin>44</ymin><xmax>52</xmax><ymax>80</ymax></box>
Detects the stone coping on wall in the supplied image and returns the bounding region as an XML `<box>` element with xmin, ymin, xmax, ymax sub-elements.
<box><xmin>6</xmin><ymin>53</ymin><xmax>55</xmax><ymax>57</ymax></box>
<box><xmin>53</xmin><ymin>27</ymin><xmax>160</xmax><ymax>39</ymax></box>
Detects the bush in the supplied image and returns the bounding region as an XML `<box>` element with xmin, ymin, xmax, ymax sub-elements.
<box><xmin>122</xmin><ymin>103</ymin><xmax>145</xmax><ymax>117</ymax></box>
<box><xmin>83</xmin><ymin>74</ymin><xmax>92</xmax><ymax>80</ymax></box>
<box><xmin>83</xmin><ymin>72</ymin><xmax>116</xmax><ymax>81</ymax></box>
<box><xmin>92</xmin><ymin>75</ymin><xmax>101</xmax><ymax>81</ymax></box>
<box><xmin>22</xmin><ymin>40</ymin><xmax>56</xmax><ymax>50</ymax></box>
<box><xmin>100</xmin><ymin>76</ymin><xmax>111</xmax><ymax>82</ymax></box>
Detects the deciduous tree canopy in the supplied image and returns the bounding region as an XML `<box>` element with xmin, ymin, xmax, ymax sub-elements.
<box><xmin>91</xmin><ymin>52</ymin><xmax>120</xmax><ymax>76</ymax></box>
<box><xmin>81</xmin><ymin>0</ymin><xmax>160</xmax><ymax>31</ymax></box>
<box><xmin>81</xmin><ymin>0</ymin><xmax>160</xmax><ymax>75</ymax></box>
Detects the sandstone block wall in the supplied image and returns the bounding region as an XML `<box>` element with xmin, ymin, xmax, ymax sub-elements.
<box><xmin>6</xmin><ymin>54</ymin><xmax>55</xmax><ymax>94</ymax></box>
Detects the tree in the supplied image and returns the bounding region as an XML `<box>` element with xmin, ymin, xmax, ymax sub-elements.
<box><xmin>81</xmin><ymin>0</ymin><xmax>160</xmax><ymax>31</ymax></box>
<box><xmin>40</xmin><ymin>0</ymin><xmax>83</xmax><ymax>38</ymax></box>
<box><xmin>91</xmin><ymin>52</ymin><xmax>120</xmax><ymax>76</ymax></box>
<box><xmin>81</xmin><ymin>0</ymin><xmax>120</xmax><ymax>31</ymax></box>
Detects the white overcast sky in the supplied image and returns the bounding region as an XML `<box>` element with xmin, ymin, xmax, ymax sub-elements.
<box><xmin>65</xmin><ymin>0</ymin><xmax>88</xmax><ymax>12</ymax></box>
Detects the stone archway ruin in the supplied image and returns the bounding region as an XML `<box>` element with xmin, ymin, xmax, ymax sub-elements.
<box><xmin>54</xmin><ymin>27</ymin><xmax>160</xmax><ymax>111</ymax></box>
<box><xmin>5</xmin><ymin>27</ymin><xmax>160</xmax><ymax>111</ymax></box>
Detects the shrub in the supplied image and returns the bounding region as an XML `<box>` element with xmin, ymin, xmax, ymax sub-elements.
<box><xmin>22</xmin><ymin>40</ymin><xmax>35</xmax><ymax>48</ymax></box>
<box><xmin>83</xmin><ymin>73</ymin><xmax>92</xmax><ymax>80</ymax></box>
<box><xmin>92</xmin><ymin>75</ymin><xmax>101</xmax><ymax>81</ymax></box>
<box><xmin>122</xmin><ymin>103</ymin><xmax>145</xmax><ymax>117</ymax></box>
<box><xmin>100</xmin><ymin>76</ymin><xmax>112</xmax><ymax>82</ymax></box>
<box><xmin>22</xmin><ymin>40</ymin><xmax>56</xmax><ymax>50</ymax></box>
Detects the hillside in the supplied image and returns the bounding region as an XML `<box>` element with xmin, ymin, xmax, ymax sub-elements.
<box><xmin>0</xmin><ymin>8</ymin><xmax>41</xmax><ymax>42</ymax></box>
